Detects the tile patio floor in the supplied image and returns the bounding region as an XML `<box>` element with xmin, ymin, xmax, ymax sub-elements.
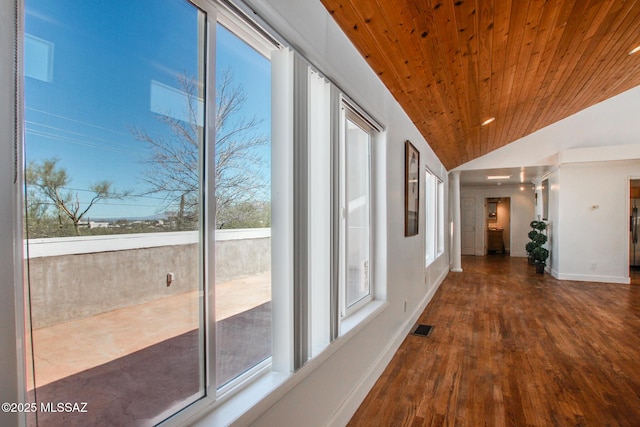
<box><xmin>31</xmin><ymin>271</ymin><xmax>271</xmax><ymax>388</ymax></box>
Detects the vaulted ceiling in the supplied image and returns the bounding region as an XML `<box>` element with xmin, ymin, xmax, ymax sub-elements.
<box><xmin>320</xmin><ymin>0</ymin><xmax>640</xmax><ymax>170</ymax></box>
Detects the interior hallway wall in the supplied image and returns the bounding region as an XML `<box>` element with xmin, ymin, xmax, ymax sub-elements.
<box><xmin>549</xmin><ymin>159</ymin><xmax>640</xmax><ymax>284</ymax></box>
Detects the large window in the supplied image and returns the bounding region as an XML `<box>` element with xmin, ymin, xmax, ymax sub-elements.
<box><xmin>425</xmin><ymin>170</ymin><xmax>444</xmax><ymax>264</ymax></box>
<box><xmin>425</xmin><ymin>170</ymin><xmax>437</xmax><ymax>264</ymax></box>
<box><xmin>214</xmin><ymin>20</ymin><xmax>273</xmax><ymax>391</ymax></box>
<box><xmin>19</xmin><ymin>2</ymin><xmax>385</xmax><ymax>424</ymax></box>
<box><xmin>22</xmin><ymin>1</ymin><xmax>275</xmax><ymax>424</ymax></box>
<box><xmin>437</xmin><ymin>178</ymin><xmax>445</xmax><ymax>256</ymax></box>
<box><xmin>341</xmin><ymin>106</ymin><xmax>374</xmax><ymax>316</ymax></box>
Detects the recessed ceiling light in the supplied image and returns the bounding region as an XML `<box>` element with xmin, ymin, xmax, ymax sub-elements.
<box><xmin>481</xmin><ymin>117</ymin><xmax>496</xmax><ymax>126</ymax></box>
<box><xmin>629</xmin><ymin>45</ymin><xmax>640</xmax><ymax>55</ymax></box>
<box><xmin>487</xmin><ymin>175</ymin><xmax>510</xmax><ymax>180</ymax></box>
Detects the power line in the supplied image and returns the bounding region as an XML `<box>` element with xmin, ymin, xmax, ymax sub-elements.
<box><xmin>26</xmin><ymin>106</ymin><xmax>131</xmax><ymax>137</ymax></box>
<box><xmin>25</xmin><ymin>128</ymin><xmax>129</xmax><ymax>154</ymax></box>
<box><xmin>25</xmin><ymin>120</ymin><xmax>142</xmax><ymax>152</ymax></box>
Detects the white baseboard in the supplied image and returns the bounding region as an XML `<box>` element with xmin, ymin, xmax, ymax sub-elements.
<box><xmin>553</xmin><ymin>272</ymin><xmax>630</xmax><ymax>284</ymax></box>
<box><xmin>327</xmin><ymin>267</ymin><xmax>448</xmax><ymax>426</ymax></box>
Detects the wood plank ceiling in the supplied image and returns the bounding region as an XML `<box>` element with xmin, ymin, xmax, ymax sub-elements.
<box><xmin>320</xmin><ymin>0</ymin><xmax>640</xmax><ymax>170</ymax></box>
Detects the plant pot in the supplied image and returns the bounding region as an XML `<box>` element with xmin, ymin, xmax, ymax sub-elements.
<box><xmin>535</xmin><ymin>264</ymin><xmax>545</xmax><ymax>274</ymax></box>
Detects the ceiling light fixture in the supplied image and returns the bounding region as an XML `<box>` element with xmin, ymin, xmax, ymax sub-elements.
<box><xmin>629</xmin><ymin>45</ymin><xmax>640</xmax><ymax>55</ymax></box>
<box><xmin>481</xmin><ymin>117</ymin><xmax>496</xmax><ymax>126</ymax></box>
<box><xmin>487</xmin><ymin>175</ymin><xmax>510</xmax><ymax>180</ymax></box>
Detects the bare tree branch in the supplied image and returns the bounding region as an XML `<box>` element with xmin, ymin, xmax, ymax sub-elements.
<box><xmin>26</xmin><ymin>158</ymin><xmax>127</xmax><ymax>235</ymax></box>
<box><xmin>132</xmin><ymin>68</ymin><xmax>269</xmax><ymax>229</ymax></box>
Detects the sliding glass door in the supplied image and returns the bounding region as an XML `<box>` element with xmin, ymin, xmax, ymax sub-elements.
<box><xmin>24</xmin><ymin>1</ymin><xmax>207</xmax><ymax>424</ymax></box>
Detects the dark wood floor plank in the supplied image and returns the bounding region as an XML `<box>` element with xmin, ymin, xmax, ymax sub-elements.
<box><xmin>348</xmin><ymin>256</ymin><xmax>640</xmax><ymax>427</ymax></box>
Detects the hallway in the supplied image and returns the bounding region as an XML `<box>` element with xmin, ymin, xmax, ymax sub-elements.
<box><xmin>349</xmin><ymin>256</ymin><xmax>640</xmax><ymax>426</ymax></box>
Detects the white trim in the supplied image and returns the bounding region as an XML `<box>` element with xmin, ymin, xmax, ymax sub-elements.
<box><xmin>342</xmin><ymin>96</ymin><xmax>384</xmax><ymax>133</ymax></box>
<box><xmin>341</xmin><ymin>104</ymin><xmax>375</xmax><ymax>318</ymax></box>
<box><xmin>190</xmin><ymin>300</ymin><xmax>391</xmax><ymax>427</ymax></box>
<box><xmin>559</xmin><ymin>144</ymin><xmax>640</xmax><ymax>165</ymax></box>
<box><xmin>340</xmin><ymin>300</ymin><xmax>386</xmax><ymax>337</ymax></box>
<box><xmin>203</xmin><ymin>0</ymin><xmax>218</xmax><ymax>402</ymax></box>
<box><xmin>308</xmin><ymin>68</ymin><xmax>332</xmax><ymax>356</ymax></box>
<box><xmin>292</xmin><ymin>50</ymin><xmax>310</xmax><ymax>367</ymax></box>
<box><xmin>553</xmin><ymin>272</ymin><xmax>630</xmax><ymax>285</ymax></box>
<box><xmin>216</xmin><ymin>0</ymin><xmax>286</xmax><ymax>52</ymax></box>
<box><xmin>216</xmin><ymin>1</ymin><xmax>280</xmax><ymax>58</ymax></box>
<box><xmin>270</xmin><ymin>47</ymin><xmax>295</xmax><ymax>374</ymax></box>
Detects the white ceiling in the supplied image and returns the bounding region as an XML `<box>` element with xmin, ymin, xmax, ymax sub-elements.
<box><xmin>459</xmin><ymin>166</ymin><xmax>552</xmax><ymax>187</ymax></box>
<box><xmin>454</xmin><ymin>85</ymin><xmax>640</xmax><ymax>186</ymax></box>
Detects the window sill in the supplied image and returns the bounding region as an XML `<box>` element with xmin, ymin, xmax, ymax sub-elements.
<box><xmin>339</xmin><ymin>299</ymin><xmax>387</xmax><ymax>338</ymax></box>
<box><xmin>168</xmin><ymin>369</ymin><xmax>289</xmax><ymax>427</ymax></box>
<box><xmin>173</xmin><ymin>299</ymin><xmax>388</xmax><ymax>426</ymax></box>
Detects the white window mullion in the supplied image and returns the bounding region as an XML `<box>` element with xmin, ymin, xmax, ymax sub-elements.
<box><xmin>329</xmin><ymin>85</ymin><xmax>341</xmax><ymax>341</ymax></box>
<box><xmin>308</xmin><ymin>70</ymin><xmax>332</xmax><ymax>357</ymax></box>
<box><xmin>203</xmin><ymin>3</ymin><xmax>218</xmax><ymax>398</ymax></box>
<box><xmin>292</xmin><ymin>52</ymin><xmax>309</xmax><ymax>369</ymax></box>
<box><xmin>270</xmin><ymin>48</ymin><xmax>295</xmax><ymax>374</ymax></box>
<box><xmin>338</xmin><ymin>105</ymin><xmax>347</xmax><ymax>319</ymax></box>
<box><xmin>437</xmin><ymin>178</ymin><xmax>444</xmax><ymax>256</ymax></box>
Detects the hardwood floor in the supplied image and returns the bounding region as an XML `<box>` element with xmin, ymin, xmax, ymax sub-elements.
<box><xmin>348</xmin><ymin>255</ymin><xmax>640</xmax><ymax>426</ymax></box>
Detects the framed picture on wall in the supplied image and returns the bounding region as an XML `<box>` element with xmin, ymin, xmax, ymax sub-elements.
<box><xmin>405</xmin><ymin>140</ymin><xmax>420</xmax><ymax>236</ymax></box>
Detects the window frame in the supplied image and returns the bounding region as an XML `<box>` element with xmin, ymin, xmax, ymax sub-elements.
<box><xmin>11</xmin><ymin>0</ymin><xmax>390</xmax><ymax>424</ymax></box>
<box><xmin>161</xmin><ymin>1</ymin><xmax>283</xmax><ymax>422</ymax></box>
<box><xmin>208</xmin><ymin>0</ymin><xmax>283</xmax><ymax>399</ymax></box>
<box><xmin>339</xmin><ymin>103</ymin><xmax>375</xmax><ymax>318</ymax></box>
<box><xmin>436</xmin><ymin>177</ymin><xmax>444</xmax><ymax>256</ymax></box>
<box><xmin>17</xmin><ymin>0</ymin><xmax>283</xmax><ymax>424</ymax></box>
<box><xmin>425</xmin><ymin>168</ymin><xmax>437</xmax><ymax>266</ymax></box>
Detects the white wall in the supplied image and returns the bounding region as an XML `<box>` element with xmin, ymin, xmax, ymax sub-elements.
<box><xmin>550</xmin><ymin>160</ymin><xmax>640</xmax><ymax>284</ymax></box>
<box><xmin>460</xmin><ymin>185</ymin><xmax>535</xmax><ymax>257</ymax></box>
<box><xmin>537</xmin><ymin>169</ymin><xmax>561</xmax><ymax>274</ymax></box>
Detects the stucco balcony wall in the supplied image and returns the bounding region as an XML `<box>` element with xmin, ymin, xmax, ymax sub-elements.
<box><xmin>26</xmin><ymin>229</ymin><xmax>271</xmax><ymax>328</ymax></box>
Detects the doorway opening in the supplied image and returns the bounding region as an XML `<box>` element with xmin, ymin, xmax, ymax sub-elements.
<box><xmin>485</xmin><ymin>197</ymin><xmax>510</xmax><ymax>255</ymax></box>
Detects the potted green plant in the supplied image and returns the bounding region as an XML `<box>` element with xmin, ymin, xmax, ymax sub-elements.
<box><xmin>532</xmin><ymin>246</ymin><xmax>549</xmax><ymax>274</ymax></box>
<box><xmin>526</xmin><ymin>220</ymin><xmax>548</xmax><ymax>272</ymax></box>
<box><xmin>525</xmin><ymin>240</ymin><xmax>537</xmax><ymax>264</ymax></box>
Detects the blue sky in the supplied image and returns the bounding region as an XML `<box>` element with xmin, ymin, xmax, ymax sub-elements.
<box><xmin>24</xmin><ymin>0</ymin><xmax>271</xmax><ymax>219</ymax></box>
